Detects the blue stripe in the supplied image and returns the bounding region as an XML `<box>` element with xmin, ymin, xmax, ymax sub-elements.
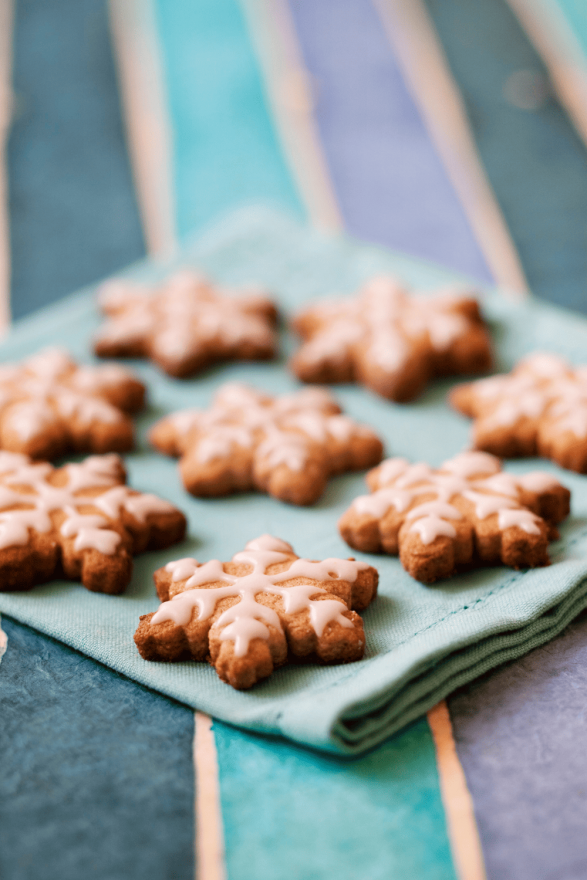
<box><xmin>425</xmin><ymin>0</ymin><xmax>587</xmax><ymax>312</ymax></box>
<box><xmin>152</xmin><ymin>0</ymin><xmax>303</xmax><ymax>239</ymax></box>
<box><xmin>2</xmin><ymin>4</ymin><xmax>196</xmax><ymax>876</ymax></box>
<box><xmin>0</xmin><ymin>617</ymin><xmax>194</xmax><ymax>880</ymax></box>
<box><xmin>7</xmin><ymin>0</ymin><xmax>145</xmax><ymax>318</ymax></box>
<box><xmin>287</xmin><ymin>0</ymin><xmax>492</xmax><ymax>281</ymax></box>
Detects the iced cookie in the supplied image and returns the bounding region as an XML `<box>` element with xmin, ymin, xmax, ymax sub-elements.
<box><xmin>94</xmin><ymin>269</ymin><xmax>278</xmax><ymax>377</ymax></box>
<box><xmin>134</xmin><ymin>534</ymin><xmax>378</xmax><ymax>689</ymax></box>
<box><xmin>450</xmin><ymin>352</ymin><xmax>587</xmax><ymax>473</ymax></box>
<box><xmin>290</xmin><ymin>276</ymin><xmax>492</xmax><ymax>401</ymax></box>
<box><xmin>0</xmin><ymin>451</ymin><xmax>186</xmax><ymax>594</ymax></box>
<box><xmin>339</xmin><ymin>451</ymin><xmax>569</xmax><ymax>583</ymax></box>
<box><xmin>0</xmin><ymin>348</ymin><xmax>145</xmax><ymax>459</ymax></box>
<box><xmin>149</xmin><ymin>382</ymin><xmax>384</xmax><ymax>505</ymax></box>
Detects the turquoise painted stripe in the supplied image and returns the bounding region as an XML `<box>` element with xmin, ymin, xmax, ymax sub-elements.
<box><xmin>152</xmin><ymin>2</ymin><xmax>456</xmax><ymax>876</ymax></box>
<box><xmin>550</xmin><ymin>0</ymin><xmax>587</xmax><ymax>52</ymax></box>
<box><xmin>152</xmin><ymin>0</ymin><xmax>303</xmax><ymax>239</ymax></box>
<box><xmin>214</xmin><ymin>718</ymin><xmax>456</xmax><ymax>880</ymax></box>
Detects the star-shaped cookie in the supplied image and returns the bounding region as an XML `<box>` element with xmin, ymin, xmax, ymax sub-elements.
<box><xmin>450</xmin><ymin>352</ymin><xmax>587</xmax><ymax>473</ymax></box>
<box><xmin>149</xmin><ymin>382</ymin><xmax>384</xmax><ymax>505</ymax></box>
<box><xmin>94</xmin><ymin>269</ymin><xmax>278</xmax><ymax>377</ymax></box>
<box><xmin>0</xmin><ymin>348</ymin><xmax>145</xmax><ymax>459</ymax></box>
<box><xmin>290</xmin><ymin>276</ymin><xmax>493</xmax><ymax>401</ymax></box>
<box><xmin>134</xmin><ymin>534</ymin><xmax>378</xmax><ymax>689</ymax></box>
<box><xmin>339</xmin><ymin>451</ymin><xmax>570</xmax><ymax>582</ymax></box>
<box><xmin>0</xmin><ymin>451</ymin><xmax>186</xmax><ymax>594</ymax></box>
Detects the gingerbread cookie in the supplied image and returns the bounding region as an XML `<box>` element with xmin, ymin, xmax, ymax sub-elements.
<box><xmin>134</xmin><ymin>534</ymin><xmax>378</xmax><ymax>689</ymax></box>
<box><xmin>94</xmin><ymin>269</ymin><xmax>278</xmax><ymax>377</ymax></box>
<box><xmin>0</xmin><ymin>348</ymin><xmax>145</xmax><ymax>459</ymax></box>
<box><xmin>0</xmin><ymin>451</ymin><xmax>186</xmax><ymax>594</ymax></box>
<box><xmin>339</xmin><ymin>451</ymin><xmax>569</xmax><ymax>583</ymax></box>
<box><xmin>451</xmin><ymin>352</ymin><xmax>587</xmax><ymax>473</ymax></box>
<box><xmin>290</xmin><ymin>276</ymin><xmax>492</xmax><ymax>401</ymax></box>
<box><xmin>149</xmin><ymin>382</ymin><xmax>384</xmax><ymax>505</ymax></box>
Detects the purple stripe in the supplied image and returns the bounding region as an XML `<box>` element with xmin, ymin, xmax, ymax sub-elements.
<box><xmin>448</xmin><ymin>613</ymin><xmax>587</xmax><ymax>879</ymax></box>
<box><xmin>288</xmin><ymin>0</ymin><xmax>492</xmax><ymax>281</ymax></box>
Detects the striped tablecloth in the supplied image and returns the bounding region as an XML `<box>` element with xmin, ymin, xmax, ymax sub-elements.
<box><xmin>2</xmin><ymin>2</ymin><xmax>587</xmax><ymax>878</ymax></box>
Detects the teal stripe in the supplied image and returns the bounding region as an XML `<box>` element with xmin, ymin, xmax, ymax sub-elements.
<box><xmin>548</xmin><ymin>1</ymin><xmax>587</xmax><ymax>55</ymax></box>
<box><xmin>152</xmin><ymin>2</ymin><xmax>456</xmax><ymax>876</ymax></box>
<box><xmin>214</xmin><ymin>718</ymin><xmax>456</xmax><ymax>880</ymax></box>
<box><xmin>152</xmin><ymin>0</ymin><xmax>303</xmax><ymax>239</ymax></box>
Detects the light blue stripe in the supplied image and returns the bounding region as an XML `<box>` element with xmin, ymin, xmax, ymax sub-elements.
<box><xmin>152</xmin><ymin>0</ymin><xmax>303</xmax><ymax>239</ymax></box>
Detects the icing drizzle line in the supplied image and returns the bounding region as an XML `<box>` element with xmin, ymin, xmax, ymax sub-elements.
<box><xmin>151</xmin><ymin>535</ymin><xmax>370</xmax><ymax>658</ymax></box>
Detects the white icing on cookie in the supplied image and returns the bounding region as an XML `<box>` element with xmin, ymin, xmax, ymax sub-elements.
<box><xmin>0</xmin><ymin>348</ymin><xmax>138</xmax><ymax>445</ymax></box>
<box><xmin>351</xmin><ymin>452</ymin><xmax>556</xmax><ymax>545</ymax></box>
<box><xmin>151</xmin><ymin>536</ymin><xmax>369</xmax><ymax>657</ymax></box>
<box><xmin>0</xmin><ymin>453</ymin><xmax>172</xmax><ymax>553</ymax></box>
<box><xmin>159</xmin><ymin>382</ymin><xmax>380</xmax><ymax>475</ymax></box>
<box><xmin>469</xmin><ymin>352</ymin><xmax>587</xmax><ymax>441</ymax></box>
<box><xmin>294</xmin><ymin>276</ymin><xmax>485</xmax><ymax>381</ymax></box>
<box><xmin>95</xmin><ymin>270</ymin><xmax>276</xmax><ymax>371</ymax></box>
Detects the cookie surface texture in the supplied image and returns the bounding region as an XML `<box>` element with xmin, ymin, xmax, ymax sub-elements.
<box><xmin>339</xmin><ymin>451</ymin><xmax>570</xmax><ymax>583</ymax></box>
<box><xmin>94</xmin><ymin>269</ymin><xmax>278</xmax><ymax>377</ymax></box>
<box><xmin>290</xmin><ymin>276</ymin><xmax>493</xmax><ymax>401</ymax></box>
<box><xmin>451</xmin><ymin>352</ymin><xmax>587</xmax><ymax>473</ymax></box>
<box><xmin>0</xmin><ymin>451</ymin><xmax>186</xmax><ymax>594</ymax></box>
<box><xmin>149</xmin><ymin>382</ymin><xmax>384</xmax><ymax>505</ymax></box>
<box><xmin>134</xmin><ymin>534</ymin><xmax>378</xmax><ymax>689</ymax></box>
<box><xmin>0</xmin><ymin>348</ymin><xmax>145</xmax><ymax>459</ymax></box>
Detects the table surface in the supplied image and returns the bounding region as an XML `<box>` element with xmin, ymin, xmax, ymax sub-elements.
<box><xmin>3</xmin><ymin>2</ymin><xmax>587</xmax><ymax>879</ymax></box>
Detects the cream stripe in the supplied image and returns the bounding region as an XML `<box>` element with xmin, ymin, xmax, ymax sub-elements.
<box><xmin>428</xmin><ymin>702</ymin><xmax>487</xmax><ymax>880</ymax></box>
<box><xmin>507</xmin><ymin>0</ymin><xmax>587</xmax><ymax>149</ymax></box>
<box><xmin>0</xmin><ymin>0</ymin><xmax>13</xmax><ymax>332</ymax></box>
<box><xmin>194</xmin><ymin>712</ymin><xmax>226</xmax><ymax>880</ymax></box>
<box><xmin>239</xmin><ymin>0</ymin><xmax>343</xmax><ymax>232</ymax></box>
<box><xmin>375</xmin><ymin>0</ymin><xmax>529</xmax><ymax>296</ymax></box>
<box><xmin>108</xmin><ymin>0</ymin><xmax>177</xmax><ymax>257</ymax></box>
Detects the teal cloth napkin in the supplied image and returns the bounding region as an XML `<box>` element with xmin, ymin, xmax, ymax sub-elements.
<box><xmin>2</xmin><ymin>206</ymin><xmax>587</xmax><ymax>755</ymax></box>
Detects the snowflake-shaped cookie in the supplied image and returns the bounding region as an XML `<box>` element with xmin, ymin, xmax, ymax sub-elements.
<box><xmin>451</xmin><ymin>352</ymin><xmax>587</xmax><ymax>473</ymax></box>
<box><xmin>290</xmin><ymin>276</ymin><xmax>493</xmax><ymax>401</ymax></box>
<box><xmin>0</xmin><ymin>451</ymin><xmax>186</xmax><ymax>594</ymax></box>
<box><xmin>94</xmin><ymin>269</ymin><xmax>278</xmax><ymax>377</ymax></box>
<box><xmin>149</xmin><ymin>382</ymin><xmax>384</xmax><ymax>505</ymax></box>
<box><xmin>0</xmin><ymin>348</ymin><xmax>145</xmax><ymax>460</ymax></box>
<box><xmin>339</xmin><ymin>451</ymin><xmax>570</xmax><ymax>583</ymax></box>
<box><xmin>134</xmin><ymin>534</ymin><xmax>378</xmax><ymax>689</ymax></box>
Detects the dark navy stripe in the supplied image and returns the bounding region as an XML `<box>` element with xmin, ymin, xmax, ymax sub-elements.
<box><xmin>0</xmin><ymin>617</ymin><xmax>194</xmax><ymax>880</ymax></box>
<box><xmin>7</xmin><ymin>0</ymin><xmax>145</xmax><ymax>319</ymax></box>
<box><xmin>3</xmin><ymin>3</ymin><xmax>196</xmax><ymax>876</ymax></box>
<box><xmin>425</xmin><ymin>0</ymin><xmax>587</xmax><ymax>312</ymax></box>
<box><xmin>287</xmin><ymin>0</ymin><xmax>491</xmax><ymax>281</ymax></box>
